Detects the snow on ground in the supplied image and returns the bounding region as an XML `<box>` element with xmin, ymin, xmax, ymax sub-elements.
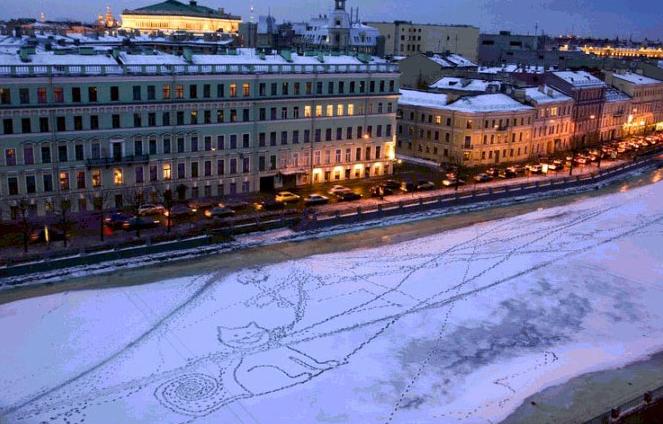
<box><xmin>1</xmin><ymin>181</ymin><xmax>663</xmax><ymax>424</ymax></box>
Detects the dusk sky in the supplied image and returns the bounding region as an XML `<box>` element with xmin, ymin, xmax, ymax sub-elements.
<box><xmin>2</xmin><ymin>0</ymin><xmax>663</xmax><ymax>40</ymax></box>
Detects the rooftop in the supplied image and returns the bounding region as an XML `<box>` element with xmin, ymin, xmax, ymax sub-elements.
<box><xmin>478</xmin><ymin>64</ymin><xmax>554</xmax><ymax>74</ymax></box>
<box><xmin>429</xmin><ymin>77</ymin><xmax>501</xmax><ymax>92</ymax></box>
<box><xmin>604</xmin><ymin>88</ymin><xmax>631</xmax><ymax>102</ymax></box>
<box><xmin>398</xmin><ymin>89</ymin><xmax>449</xmax><ymax>109</ymax></box>
<box><xmin>523</xmin><ymin>85</ymin><xmax>572</xmax><ymax>104</ymax></box>
<box><xmin>445</xmin><ymin>94</ymin><xmax>533</xmax><ymax>113</ymax></box>
<box><xmin>123</xmin><ymin>0</ymin><xmax>240</xmax><ymax>19</ymax></box>
<box><xmin>612</xmin><ymin>72</ymin><xmax>662</xmax><ymax>85</ymax></box>
<box><xmin>552</xmin><ymin>71</ymin><xmax>606</xmax><ymax>88</ymax></box>
<box><xmin>0</xmin><ymin>48</ymin><xmax>396</xmax><ymax>77</ymax></box>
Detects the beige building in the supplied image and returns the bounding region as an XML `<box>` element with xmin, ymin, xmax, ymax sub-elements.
<box><xmin>121</xmin><ymin>0</ymin><xmax>241</xmax><ymax>35</ymax></box>
<box><xmin>367</xmin><ymin>21</ymin><xmax>479</xmax><ymax>62</ymax></box>
<box><xmin>600</xmin><ymin>89</ymin><xmax>631</xmax><ymax>142</ymax></box>
<box><xmin>397</xmin><ymin>90</ymin><xmax>535</xmax><ymax>167</ymax></box>
<box><xmin>518</xmin><ymin>85</ymin><xmax>575</xmax><ymax>156</ymax></box>
<box><xmin>396</xmin><ymin>53</ymin><xmax>477</xmax><ymax>88</ymax></box>
<box><xmin>603</xmin><ymin>71</ymin><xmax>663</xmax><ymax>135</ymax></box>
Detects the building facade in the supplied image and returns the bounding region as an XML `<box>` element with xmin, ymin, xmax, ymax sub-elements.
<box><xmin>600</xmin><ymin>89</ymin><xmax>631</xmax><ymax>142</ymax></box>
<box><xmin>603</xmin><ymin>71</ymin><xmax>663</xmax><ymax>135</ymax></box>
<box><xmin>518</xmin><ymin>85</ymin><xmax>574</xmax><ymax>156</ymax></box>
<box><xmin>0</xmin><ymin>50</ymin><xmax>398</xmax><ymax>219</ymax></box>
<box><xmin>546</xmin><ymin>71</ymin><xmax>607</xmax><ymax>148</ymax></box>
<box><xmin>367</xmin><ymin>21</ymin><xmax>479</xmax><ymax>62</ymax></box>
<box><xmin>121</xmin><ymin>0</ymin><xmax>241</xmax><ymax>35</ymax></box>
<box><xmin>397</xmin><ymin>90</ymin><xmax>535</xmax><ymax>167</ymax></box>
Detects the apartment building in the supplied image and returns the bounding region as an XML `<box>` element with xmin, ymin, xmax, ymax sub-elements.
<box><xmin>0</xmin><ymin>49</ymin><xmax>398</xmax><ymax>219</ymax></box>
<box><xmin>603</xmin><ymin>71</ymin><xmax>663</xmax><ymax>135</ymax></box>
<box><xmin>519</xmin><ymin>85</ymin><xmax>574</xmax><ymax>156</ymax></box>
<box><xmin>367</xmin><ymin>21</ymin><xmax>479</xmax><ymax>62</ymax></box>
<box><xmin>600</xmin><ymin>89</ymin><xmax>631</xmax><ymax>142</ymax></box>
<box><xmin>546</xmin><ymin>71</ymin><xmax>607</xmax><ymax>148</ymax></box>
<box><xmin>397</xmin><ymin>90</ymin><xmax>535</xmax><ymax>167</ymax></box>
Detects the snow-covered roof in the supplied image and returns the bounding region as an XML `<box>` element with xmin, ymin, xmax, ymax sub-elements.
<box><xmin>552</xmin><ymin>71</ymin><xmax>606</xmax><ymax>88</ymax></box>
<box><xmin>428</xmin><ymin>55</ymin><xmax>453</xmax><ymax>67</ymax></box>
<box><xmin>445</xmin><ymin>54</ymin><xmax>476</xmax><ymax>67</ymax></box>
<box><xmin>398</xmin><ymin>89</ymin><xmax>449</xmax><ymax>109</ymax></box>
<box><xmin>430</xmin><ymin>77</ymin><xmax>501</xmax><ymax>92</ymax></box>
<box><xmin>523</xmin><ymin>85</ymin><xmax>572</xmax><ymax>104</ymax></box>
<box><xmin>478</xmin><ymin>64</ymin><xmax>553</xmax><ymax>74</ymax></box>
<box><xmin>612</xmin><ymin>72</ymin><xmax>662</xmax><ymax>85</ymax></box>
<box><xmin>604</xmin><ymin>88</ymin><xmax>631</xmax><ymax>102</ymax></box>
<box><xmin>0</xmin><ymin>50</ymin><xmax>118</xmax><ymax>66</ymax></box>
<box><xmin>445</xmin><ymin>94</ymin><xmax>533</xmax><ymax>113</ymax></box>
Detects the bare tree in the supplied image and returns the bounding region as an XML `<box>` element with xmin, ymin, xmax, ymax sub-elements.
<box><xmin>52</xmin><ymin>196</ymin><xmax>72</xmax><ymax>248</ymax></box>
<box><xmin>16</xmin><ymin>198</ymin><xmax>32</xmax><ymax>254</ymax></box>
<box><xmin>123</xmin><ymin>187</ymin><xmax>144</xmax><ymax>238</ymax></box>
<box><xmin>87</xmin><ymin>188</ymin><xmax>114</xmax><ymax>242</ymax></box>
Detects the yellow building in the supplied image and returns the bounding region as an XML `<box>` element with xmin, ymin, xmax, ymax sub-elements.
<box><xmin>121</xmin><ymin>0</ymin><xmax>240</xmax><ymax>35</ymax></box>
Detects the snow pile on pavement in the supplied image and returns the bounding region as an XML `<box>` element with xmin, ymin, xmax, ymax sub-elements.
<box><xmin>1</xmin><ymin>181</ymin><xmax>663</xmax><ymax>423</ymax></box>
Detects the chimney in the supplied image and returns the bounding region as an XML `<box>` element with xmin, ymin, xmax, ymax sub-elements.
<box><xmin>538</xmin><ymin>85</ymin><xmax>545</xmax><ymax>93</ymax></box>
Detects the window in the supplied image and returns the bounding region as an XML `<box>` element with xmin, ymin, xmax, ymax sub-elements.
<box><xmin>132</xmin><ymin>86</ymin><xmax>141</xmax><ymax>101</ymax></box>
<box><xmin>133</xmin><ymin>113</ymin><xmax>142</xmax><ymax>127</ymax></box>
<box><xmin>304</xmin><ymin>129</ymin><xmax>310</xmax><ymax>143</ymax></box>
<box><xmin>88</xmin><ymin>86</ymin><xmax>98</xmax><ymax>102</ymax></box>
<box><xmin>230</xmin><ymin>134</ymin><xmax>237</xmax><ymax>149</ymax></box>
<box><xmin>53</xmin><ymin>87</ymin><xmax>64</xmax><ymax>103</ymax></box>
<box><xmin>230</xmin><ymin>84</ymin><xmax>237</xmax><ymax>97</ymax></box>
<box><xmin>203</xmin><ymin>84</ymin><xmax>211</xmax><ymax>98</ymax></box>
<box><xmin>304</xmin><ymin>105</ymin><xmax>312</xmax><ymax>117</ymax></box>
<box><xmin>8</xmin><ymin>177</ymin><xmax>18</xmax><ymax>195</ymax></box>
<box><xmin>38</xmin><ymin>87</ymin><xmax>47</xmax><ymax>103</ymax></box>
<box><xmin>163</xmin><ymin>136</ymin><xmax>171</xmax><ymax>154</ymax></box>
<box><xmin>71</xmin><ymin>87</ymin><xmax>81</xmax><ymax>103</ymax></box>
<box><xmin>163</xmin><ymin>163</ymin><xmax>171</xmax><ymax>180</ymax></box>
<box><xmin>243</xmin><ymin>134</ymin><xmax>250</xmax><ymax>148</ymax></box>
<box><xmin>19</xmin><ymin>88</ymin><xmax>30</xmax><ymax>104</ymax></box>
<box><xmin>282</xmin><ymin>82</ymin><xmax>289</xmax><ymax>95</ymax></box>
<box><xmin>148</xmin><ymin>112</ymin><xmax>156</xmax><ymax>127</ymax></box>
<box><xmin>43</xmin><ymin>174</ymin><xmax>53</xmax><ymax>192</ymax></box>
<box><xmin>315</xmin><ymin>105</ymin><xmax>322</xmax><ymax>117</ymax></box>
<box><xmin>23</xmin><ymin>146</ymin><xmax>34</xmax><ymax>165</ymax></box>
<box><xmin>191</xmin><ymin>136</ymin><xmax>198</xmax><ymax>152</ymax></box>
<box><xmin>77</xmin><ymin>171</ymin><xmax>86</xmax><ymax>189</ymax></box>
<box><xmin>176</xmin><ymin>85</ymin><xmax>184</xmax><ymax>99</ymax></box>
<box><xmin>90</xmin><ymin>115</ymin><xmax>99</xmax><ymax>130</ymax></box>
<box><xmin>217</xmin><ymin>135</ymin><xmax>225</xmax><ymax>150</ymax></box>
<box><xmin>190</xmin><ymin>110</ymin><xmax>198</xmax><ymax>124</ymax></box>
<box><xmin>41</xmin><ymin>145</ymin><xmax>51</xmax><ymax>164</ymax></box>
<box><xmin>177</xmin><ymin>163</ymin><xmax>185</xmax><ymax>179</ymax></box>
<box><xmin>113</xmin><ymin>168</ymin><xmax>124</xmax><ymax>185</ymax></box>
<box><xmin>204</xmin><ymin>136</ymin><xmax>212</xmax><ymax>151</ymax></box>
<box><xmin>162</xmin><ymin>84</ymin><xmax>171</xmax><ymax>99</ymax></box>
<box><xmin>74</xmin><ymin>116</ymin><xmax>83</xmax><ymax>131</ymax></box>
<box><xmin>3</xmin><ymin>119</ymin><xmax>13</xmax><ymax>134</ymax></box>
<box><xmin>281</xmin><ymin>131</ymin><xmax>288</xmax><ymax>145</ymax></box>
<box><xmin>110</xmin><ymin>86</ymin><xmax>120</xmax><ymax>101</ymax></box>
<box><xmin>243</xmin><ymin>83</ymin><xmax>250</xmax><ymax>96</ymax></box>
<box><xmin>59</xmin><ymin>171</ymin><xmax>70</xmax><ymax>190</ymax></box>
<box><xmin>58</xmin><ymin>145</ymin><xmax>67</xmax><ymax>162</ymax></box>
<box><xmin>217</xmin><ymin>84</ymin><xmax>225</xmax><ymax>97</ymax></box>
<box><xmin>177</xmin><ymin>137</ymin><xmax>185</xmax><ymax>153</ymax></box>
<box><xmin>191</xmin><ymin>162</ymin><xmax>198</xmax><ymax>178</ymax></box>
<box><xmin>75</xmin><ymin>144</ymin><xmax>84</xmax><ymax>161</ymax></box>
<box><xmin>147</xmin><ymin>85</ymin><xmax>155</xmax><ymax>101</ymax></box>
<box><xmin>112</xmin><ymin>114</ymin><xmax>120</xmax><ymax>129</ymax></box>
<box><xmin>217</xmin><ymin>159</ymin><xmax>225</xmax><ymax>175</ymax></box>
<box><xmin>25</xmin><ymin>175</ymin><xmax>37</xmax><ymax>194</ymax></box>
<box><xmin>5</xmin><ymin>148</ymin><xmax>16</xmax><ymax>166</ymax></box>
<box><xmin>189</xmin><ymin>84</ymin><xmax>197</xmax><ymax>99</ymax></box>
<box><xmin>243</xmin><ymin>158</ymin><xmax>250</xmax><ymax>173</ymax></box>
<box><xmin>135</xmin><ymin>167</ymin><xmax>144</xmax><ymax>184</ymax></box>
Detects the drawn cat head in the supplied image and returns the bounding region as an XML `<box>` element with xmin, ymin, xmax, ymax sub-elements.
<box><xmin>217</xmin><ymin>322</ymin><xmax>271</xmax><ymax>351</ymax></box>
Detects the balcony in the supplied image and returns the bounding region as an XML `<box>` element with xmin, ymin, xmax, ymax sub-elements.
<box><xmin>86</xmin><ymin>154</ymin><xmax>149</xmax><ymax>168</ymax></box>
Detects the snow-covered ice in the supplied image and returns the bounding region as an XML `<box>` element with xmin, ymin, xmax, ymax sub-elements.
<box><xmin>1</xmin><ymin>181</ymin><xmax>663</xmax><ymax>423</ymax></box>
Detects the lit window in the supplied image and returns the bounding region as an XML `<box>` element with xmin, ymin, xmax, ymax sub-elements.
<box><xmin>113</xmin><ymin>168</ymin><xmax>123</xmax><ymax>185</ymax></box>
<box><xmin>92</xmin><ymin>169</ymin><xmax>101</xmax><ymax>187</ymax></box>
<box><xmin>348</xmin><ymin>104</ymin><xmax>354</xmax><ymax>115</ymax></box>
<box><xmin>326</xmin><ymin>105</ymin><xmax>333</xmax><ymax>116</ymax></box>
<box><xmin>162</xmin><ymin>85</ymin><xmax>171</xmax><ymax>99</ymax></box>
<box><xmin>230</xmin><ymin>84</ymin><xmax>237</xmax><ymax>97</ymax></box>
<box><xmin>163</xmin><ymin>163</ymin><xmax>171</xmax><ymax>180</ymax></box>
<box><xmin>304</xmin><ymin>105</ymin><xmax>312</xmax><ymax>117</ymax></box>
<box><xmin>337</xmin><ymin>104</ymin><xmax>344</xmax><ymax>116</ymax></box>
<box><xmin>59</xmin><ymin>171</ymin><xmax>69</xmax><ymax>190</ymax></box>
<box><xmin>242</xmin><ymin>83</ymin><xmax>250</xmax><ymax>96</ymax></box>
<box><xmin>435</xmin><ymin>115</ymin><xmax>441</xmax><ymax>124</ymax></box>
<box><xmin>315</xmin><ymin>105</ymin><xmax>322</xmax><ymax>117</ymax></box>
<box><xmin>175</xmin><ymin>85</ymin><xmax>184</xmax><ymax>99</ymax></box>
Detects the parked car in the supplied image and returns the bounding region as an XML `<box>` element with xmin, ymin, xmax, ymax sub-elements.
<box><xmin>254</xmin><ymin>200</ymin><xmax>285</xmax><ymax>211</ymax></box>
<box><xmin>204</xmin><ymin>206</ymin><xmax>236</xmax><ymax>219</ymax></box>
<box><xmin>328</xmin><ymin>185</ymin><xmax>352</xmax><ymax>196</ymax></box>
<box><xmin>188</xmin><ymin>199</ymin><xmax>217</xmax><ymax>214</ymax></box>
<box><xmin>574</xmin><ymin>156</ymin><xmax>588</xmax><ymax>165</ymax></box>
<box><xmin>383</xmin><ymin>179</ymin><xmax>402</xmax><ymax>190</ymax></box>
<box><xmin>138</xmin><ymin>203</ymin><xmax>165</xmax><ymax>216</ymax></box>
<box><xmin>416</xmin><ymin>180</ymin><xmax>436</xmax><ymax>191</ymax></box>
<box><xmin>499</xmin><ymin>168</ymin><xmax>518</xmax><ymax>179</ymax></box>
<box><xmin>336</xmin><ymin>191</ymin><xmax>362</xmax><ymax>202</ymax></box>
<box><xmin>370</xmin><ymin>185</ymin><xmax>394</xmax><ymax>197</ymax></box>
<box><xmin>275</xmin><ymin>191</ymin><xmax>301</xmax><ymax>203</ymax></box>
<box><xmin>473</xmin><ymin>173</ymin><xmax>493</xmax><ymax>183</ymax></box>
<box><xmin>304</xmin><ymin>194</ymin><xmax>330</xmax><ymax>206</ymax></box>
<box><xmin>104</xmin><ymin>212</ymin><xmax>133</xmax><ymax>229</ymax></box>
<box><xmin>528</xmin><ymin>164</ymin><xmax>544</xmax><ymax>174</ymax></box>
<box><xmin>223</xmin><ymin>200</ymin><xmax>251</xmax><ymax>211</ymax></box>
<box><xmin>485</xmin><ymin>168</ymin><xmax>499</xmax><ymax>178</ymax></box>
<box><xmin>164</xmin><ymin>204</ymin><xmax>195</xmax><ymax>218</ymax></box>
<box><xmin>123</xmin><ymin>216</ymin><xmax>160</xmax><ymax>231</ymax></box>
<box><xmin>30</xmin><ymin>226</ymin><xmax>67</xmax><ymax>243</ymax></box>
<box><xmin>442</xmin><ymin>178</ymin><xmax>465</xmax><ymax>187</ymax></box>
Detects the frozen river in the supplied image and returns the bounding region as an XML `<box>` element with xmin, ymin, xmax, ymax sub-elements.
<box><xmin>1</xmin><ymin>179</ymin><xmax>663</xmax><ymax>424</ymax></box>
